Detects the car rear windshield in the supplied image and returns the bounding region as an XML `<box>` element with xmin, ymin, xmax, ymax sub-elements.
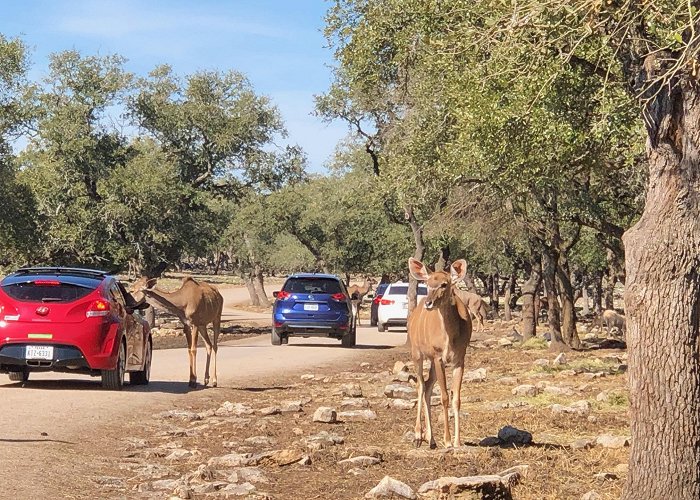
<box><xmin>387</xmin><ymin>285</ymin><xmax>427</xmax><ymax>295</ymax></box>
<box><xmin>283</xmin><ymin>278</ymin><xmax>343</xmax><ymax>295</ymax></box>
<box><xmin>2</xmin><ymin>281</ymin><xmax>98</xmax><ymax>303</ymax></box>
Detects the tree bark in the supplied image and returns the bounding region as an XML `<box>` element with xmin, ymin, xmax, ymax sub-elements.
<box><xmin>521</xmin><ymin>262</ymin><xmax>541</xmax><ymax>341</ymax></box>
<box><xmin>581</xmin><ymin>286</ymin><xmax>590</xmax><ymax>317</ymax></box>
<box><xmin>542</xmin><ymin>249</ymin><xmax>567</xmax><ymax>351</ymax></box>
<box><xmin>592</xmin><ymin>271</ymin><xmax>603</xmax><ymax>314</ymax></box>
<box><xmin>504</xmin><ymin>273</ymin><xmax>516</xmax><ymax>321</ymax></box>
<box><xmin>490</xmin><ymin>272</ymin><xmax>499</xmax><ymax>315</ymax></box>
<box><xmin>556</xmin><ymin>263</ymin><xmax>581</xmax><ymax>349</ymax></box>
<box><xmin>253</xmin><ymin>268</ymin><xmax>270</xmax><ymax>307</ymax></box>
<box><xmin>244</xmin><ymin>274</ymin><xmax>260</xmax><ymax>306</ymax></box>
<box><xmin>621</xmin><ymin>84</ymin><xmax>700</xmax><ymax>500</ymax></box>
<box><xmin>435</xmin><ymin>246</ymin><xmax>450</xmax><ymax>272</ymax></box>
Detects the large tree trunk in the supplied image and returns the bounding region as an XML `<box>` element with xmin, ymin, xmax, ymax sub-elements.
<box><xmin>435</xmin><ymin>246</ymin><xmax>450</xmax><ymax>272</ymax></box>
<box><xmin>542</xmin><ymin>249</ymin><xmax>567</xmax><ymax>351</ymax></box>
<box><xmin>521</xmin><ymin>262</ymin><xmax>541</xmax><ymax>341</ymax></box>
<box><xmin>503</xmin><ymin>273</ymin><xmax>516</xmax><ymax>321</ymax></box>
<box><xmin>244</xmin><ymin>274</ymin><xmax>260</xmax><ymax>306</ymax></box>
<box><xmin>556</xmin><ymin>263</ymin><xmax>581</xmax><ymax>349</ymax></box>
<box><xmin>621</xmin><ymin>86</ymin><xmax>700</xmax><ymax>499</ymax></box>
<box><xmin>253</xmin><ymin>267</ymin><xmax>270</xmax><ymax>307</ymax></box>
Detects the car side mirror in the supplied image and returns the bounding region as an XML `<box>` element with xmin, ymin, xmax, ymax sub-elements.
<box><xmin>273</xmin><ymin>291</ymin><xmax>279</xmax><ymax>298</ymax></box>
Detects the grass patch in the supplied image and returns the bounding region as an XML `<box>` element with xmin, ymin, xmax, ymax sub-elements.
<box><xmin>519</xmin><ymin>337</ymin><xmax>549</xmax><ymax>350</ymax></box>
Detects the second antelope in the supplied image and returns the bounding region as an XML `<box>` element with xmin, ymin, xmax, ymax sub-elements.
<box><xmin>407</xmin><ymin>257</ymin><xmax>472</xmax><ymax>449</ymax></box>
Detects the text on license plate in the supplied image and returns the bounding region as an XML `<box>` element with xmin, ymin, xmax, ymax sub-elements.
<box><xmin>26</xmin><ymin>345</ymin><xmax>54</xmax><ymax>360</ymax></box>
<box><xmin>303</xmin><ymin>303</ymin><xmax>319</xmax><ymax>311</ymax></box>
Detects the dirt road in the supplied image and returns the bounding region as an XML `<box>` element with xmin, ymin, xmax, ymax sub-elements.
<box><xmin>0</xmin><ymin>286</ymin><xmax>405</xmax><ymax>498</ymax></box>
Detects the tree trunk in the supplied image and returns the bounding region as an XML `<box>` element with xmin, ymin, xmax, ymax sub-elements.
<box><xmin>253</xmin><ymin>267</ymin><xmax>270</xmax><ymax>307</ymax></box>
<box><xmin>542</xmin><ymin>249</ymin><xmax>567</xmax><ymax>351</ymax></box>
<box><xmin>504</xmin><ymin>273</ymin><xmax>516</xmax><ymax>321</ymax></box>
<box><xmin>556</xmin><ymin>263</ymin><xmax>581</xmax><ymax>349</ymax></box>
<box><xmin>521</xmin><ymin>262</ymin><xmax>542</xmax><ymax>341</ymax></box>
<box><xmin>581</xmin><ymin>286</ymin><xmax>590</xmax><ymax>317</ymax></box>
<box><xmin>621</xmin><ymin>86</ymin><xmax>700</xmax><ymax>499</ymax></box>
<box><xmin>592</xmin><ymin>271</ymin><xmax>603</xmax><ymax>313</ymax></box>
<box><xmin>490</xmin><ymin>272</ymin><xmax>499</xmax><ymax>315</ymax></box>
<box><xmin>406</xmin><ymin>206</ymin><xmax>424</xmax><ymax>313</ymax></box>
<box><xmin>245</xmin><ymin>274</ymin><xmax>260</xmax><ymax>306</ymax></box>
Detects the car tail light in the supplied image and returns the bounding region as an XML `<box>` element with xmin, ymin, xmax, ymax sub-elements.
<box><xmin>276</xmin><ymin>291</ymin><xmax>291</xmax><ymax>300</ymax></box>
<box><xmin>33</xmin><ymin>280</ymin><xmax>60</xmax><ymax>286</ymax></box>
<box><xmin>373</xmin><ymin>296</ymin><xmax>383</xmax><ymax>304</ymax></box>
<box><xmin>331</xmin><ymin>293</ymin><xmax>346</xmax><ymax>301</ymax></box>
<box><xmin>86</xmin><ymin>299</ymin><xmax>111</xmax><ymax>317</ymax></box>
<box><xmin>274</xmin><ymin>321</ymin><xmax>284</xmax><ymax>328</ymax></box>
<box><xmin>379</xmin><ymin>298</ymin><xmax>395</xmax><ymax>305</ymax></box>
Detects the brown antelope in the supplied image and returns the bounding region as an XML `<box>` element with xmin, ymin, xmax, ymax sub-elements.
<box><xmin>347</xmin><ymin>276</ymin><xmax>377</xmax><ymax>326</ymax></box>
<box><xmin>407</xmin><ymin>257</ymin><xmax>472</xmax><ymax>449</ymax></box>
<box><xmin>453</xmin><ymin>289</ymin><xmax>489</xmax><ymax>331</ymax></box>
<box><xmin>130</xmin><ymin>276</ymin><xmax>223</xmax><ymax>388</ymax></box>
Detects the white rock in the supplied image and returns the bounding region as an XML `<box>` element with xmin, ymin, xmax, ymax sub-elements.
<box><xmin>464</xmin><ymin>367</ymin><xmax>487</xmax><ymax>382</ymax></box>
<box><xmin>338</xmin><ymin>455</ymin><xmax>381</xmax><ymax>467</ymax></box>
<box><xmin>553</xmin><ymin>352</ymin><xmax>568</xmax><ymax>365</ymax></box>
<box><xmin>342</xmin><ymin>383</ymin><xmax>363</xmax><ymax>397</ymax></box>
<box><xmin>498</xmin><ymin>338</ymin><xmax>513</xmax><ymax>347</ymax></box>
<box><xmin>596</xmin><ymin>434</ymin><xmax>630</xmax><ymax>449</ymax></box>
<box><xmin>581</xmin><ymin>491</ymin><xmax>602</xmax><ymax>500</ymax></box>
<box><xmin>384</xmin><ymin>384</ymin><xmax>417</xmax><ymax>400</ymax></box>
<box><xmin>221</xmin><ymin>482</ymin><xmax>256</xmax><ymax>495</ymax></box>
<box><xmin>312</xmin><ymin>407</ymin><xmax>337</xmax><ymax>423</ymax></box>
<box><xmin>365</xmin><ymin>476</ymin><xmax>416</xmax><ymax>499</ymax></box>
<box><xmin>533</xmin><ymin>358</ymin><xmax>550</xmax><ymax>367</ymax></box>
<box><xmin>341</xmin><ymin>398</ymin><xmax>370</xmax><ymax>409</ymax></box>
<box><xmin>389</xmin><ymin>399</ymin><xmax>415</xmax><ymax>410</ymax></box>
<box><xmin>393</xmin><ymin>361</ymin><xmax>409</xmax><ymax>374</ymax></box>
<box><xmin>512</xmin><ymin>384</ymin><xmax>539</xmax><ymax>397</ymax></box>
<box><xmin>338</xmin><ymin>409</ymin><xmax>377</xmax><ymax>420</ymax></box>
<box><xmin>301</xmin><ymin>373</ymin><xmax>315</xmax><ymax>380</ymax></box>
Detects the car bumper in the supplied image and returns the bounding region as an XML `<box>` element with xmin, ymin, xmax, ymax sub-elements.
<box><xmin>0</xmin><ymin>322</ymin><xmax>121</xmax><ymax>371</ymax></box>
<box><xmin>273</xmin><ymin>320</ymin><xmax>351</xmax><ymax>337</ymax></box>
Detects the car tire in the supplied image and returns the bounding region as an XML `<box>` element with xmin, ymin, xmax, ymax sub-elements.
<box><xmin>342</xmin><ymin>325</ymin><xmax>356</xmax><ymax>348</ymax></box>
<box><xmin>271</xmin><ymin>326</ymin><xmax>282</xmax><ymax>346</ymax></box>
<box><xmin>8</xmin><ymin>369</ymin><xmax>29</xmax><ymax>383</ymax></box>
<box><xmin>130</xmin><ymin>336</ymin><xmax>152</xmax><ymax>385</ymax></box>
<box><xmin>377</xmin><ymin>322</ymin><xmax>386</xmax><ymax>332</ymax></box>
<box><xmin>102</xmin><ymin>341</ymin><xmax>126</xmax><ymax>391</ymax></box>
<box><xmin>281</xmin><ymin>335</ymin><xmax>289</xmax><ymax>345</ymax></box>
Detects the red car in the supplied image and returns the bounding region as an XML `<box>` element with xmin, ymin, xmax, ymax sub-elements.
<box><xmin>0</xmin><ymin>267</ymin><xmax>152</xmax><ymax>390</ymax></box>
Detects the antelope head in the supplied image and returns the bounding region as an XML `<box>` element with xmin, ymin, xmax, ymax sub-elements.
<box><xmin>408</xmin><ymin>258</ymin><xmax>467</xmax><ymax>310</ymax></box>
<box><xmin>129</xmin><ymin>276</ymin><xmax>158</xmax><ymax>303</ymax></box>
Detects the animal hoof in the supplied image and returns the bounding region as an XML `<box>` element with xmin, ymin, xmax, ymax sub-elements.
<box><xmin>188</xmin><ymin>380</ymin><xmax>197</xmax><ymax>388</ymax></box>
<box><xmin>429</xmin><ymin>441</ymin><xmax>437</xmax><ymax>450</ymax></box>
<box><xmin>211</xmin><ymin>381</ymin><xmax>217</xmax><ymax>388</ymax></box>
<box><xmin>413</xmin><ymin>438</ymin><xmax>422</xmax><ymax>448</ymax></box>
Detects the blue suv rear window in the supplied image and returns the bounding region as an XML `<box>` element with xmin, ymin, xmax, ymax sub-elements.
<box><xmin>283</xmin><ymin>278</ymin><xmax>342</xmax><ymax>294</ymax></box>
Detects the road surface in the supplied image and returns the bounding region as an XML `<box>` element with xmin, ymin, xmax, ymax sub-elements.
<box><xmin>0</xmin><ymin>286</ymin><xmax>406</xmax><ymax>497</ymax></box>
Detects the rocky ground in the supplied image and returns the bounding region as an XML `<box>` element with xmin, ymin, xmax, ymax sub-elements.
<box><xmin>92</xmin><ymin>321</ymin><xmax>629</xmax><ymax>500</ymax></box>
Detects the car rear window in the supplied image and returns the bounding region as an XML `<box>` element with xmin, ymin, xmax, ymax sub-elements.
<box><xmin>2</xmin><ymin>282</ymin><xmax>98</xmax><ymax>303</ymax></box>
<box><xmin>387</xmin><ymin>285</ymin><xmax>427</xmax><ymax>295</ymax></box>
<box><xmin>283</xmin><ymin>278</ymin><xmax>343</xmax><ymax>294</ymax></box>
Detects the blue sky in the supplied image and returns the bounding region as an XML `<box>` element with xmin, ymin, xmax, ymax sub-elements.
<box><xmin>0</xmin><ymin>0</ymin><xmax>348</xmax><ymax>172</ymax></box>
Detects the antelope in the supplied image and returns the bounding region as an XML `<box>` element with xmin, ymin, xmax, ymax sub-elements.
<box><xmin>130</xmin><ymin>276</ymin><xmax>223</xmax><ymax>388</ymax></box>
<box><xmin>407</xmin><ymin>257</ymin><xmax>472</xmax><ymax>449</ymax></box>
<box><xmin>593</xmin><ymin>309</ymin><xmax>626</xmax><ymax>336</ymax></box>
<box><xmin>347</xmin><ymin>276</ymin><xmax>377</xmax><ymax>326</ymax></box>
<box><xmin>453</xmin><ymin>289</ymin><xmax>489</xmax><ymax>331</ymax></box>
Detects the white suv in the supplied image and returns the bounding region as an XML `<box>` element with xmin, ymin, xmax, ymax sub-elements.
<box><xmin>377</xmin><ymin>281</ymin><xmax>427</xmax><ymax>332</ymax></box>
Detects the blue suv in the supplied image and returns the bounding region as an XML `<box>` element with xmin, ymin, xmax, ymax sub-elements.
<box><xmin>272</xmin><ymin>273</ymin><xmax>356</xmax><ymax>347</ymax></box>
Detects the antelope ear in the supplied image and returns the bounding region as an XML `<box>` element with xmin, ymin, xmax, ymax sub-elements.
<box><xmin>408</xmin><ymin>258</ymin><xmax>430</xmax><ymax>281</ymax></box>
<box><xmin>450</xmin><ymin>259</ymin><xmax>468</xmax><ymax>283</ymax></box>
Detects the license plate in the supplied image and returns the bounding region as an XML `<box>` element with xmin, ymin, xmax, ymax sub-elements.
<box><xmin>304</xmin><ymin>303</ymin><xmax>319</xmax><ymax>311</ymax></box>
<box><xmin>26</xmin><ymin>345</ymin><xmax>54</xmax><ymax>360</ymax></box>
